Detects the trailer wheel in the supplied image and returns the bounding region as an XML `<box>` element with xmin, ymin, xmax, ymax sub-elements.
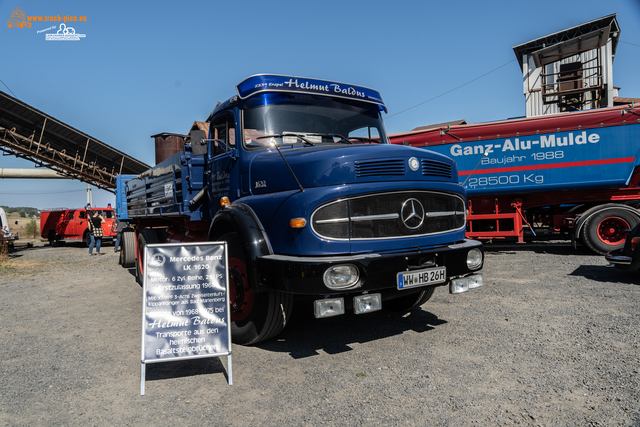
<box><xmin>582</xmin><ymin>208</ymin><xmax>640</xmax><ymax>254</ymax></box>
<box><xmin>120</xmin><ymin>228</ymin><xmax>136</xmax><ymax>268</ymax></box>
<box><xmin>385</xmin><ymin>287</ymin><xmax>435</xmax><ymax>312</ymax></box>
<box><xmin>136</xmin><ymin>229</ymin><xmax>159</xmax><ymax>283</ymax></box>
<box><xmin>221</xmin><ymin>232</ymin><xmax>293</xmax><ymax>345</ymax></box>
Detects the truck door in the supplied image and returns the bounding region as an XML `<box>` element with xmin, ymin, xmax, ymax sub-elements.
<box><xmin>208</xmin><ymin>112</ymin><xmax>238</xmax><ymax>215</ymax></box>
<box><xmin>67</xmin><ymin>210</ymin><xmax>82</xmax><ymax>239</ymax></box>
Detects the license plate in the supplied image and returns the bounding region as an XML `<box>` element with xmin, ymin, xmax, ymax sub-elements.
<box><xmin>397</xmin><ymin>266</ymin><xmax>446</xmax><ymax>290</ymax></box>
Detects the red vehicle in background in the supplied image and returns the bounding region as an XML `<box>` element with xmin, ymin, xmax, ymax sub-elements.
<box><xmin>40</xmin><ymin>206</ymin><xmax>117</xmax><ymax>246</ymax></box>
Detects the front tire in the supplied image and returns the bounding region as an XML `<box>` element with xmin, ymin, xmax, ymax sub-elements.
<box><xmin>221</xmin><ymin>232</ymin><xmax>293</xmax><ymax>345</ymax></box>
<box><xmin>582</xmin><ymin>208</ymin><xmax>640</xmax><ymax>254</ymax></box>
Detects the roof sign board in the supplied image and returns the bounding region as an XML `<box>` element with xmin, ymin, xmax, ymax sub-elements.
<box><xmin>236</xmin><ymin>74</ymin><xmax>387</xmax><ymax>112</ymax></box>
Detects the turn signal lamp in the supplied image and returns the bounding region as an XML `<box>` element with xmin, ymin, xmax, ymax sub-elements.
<box><xmin>290</xmin><ymin>218</ymin><xmax>307</xmax><ymax>228</ymax></box>
<box><xmin>220</xmin><ymin>197</ymin><xmax>230</xmax><ymax>208</ymax></box>
<box><xmin>631</xmin><ymin>237</ymin><xmax>640</xmax><ymax>250</ymax></box>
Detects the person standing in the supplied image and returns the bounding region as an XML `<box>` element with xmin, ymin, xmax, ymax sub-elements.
<box><xmin>88</xmin><ymin>210</ymin><xmax>105</xmax><ymax>256</ymax></box>
<box><xmin>113</xmin><ymin>215</ymin><xmax>129</xmax><ymax>252</ymax></box>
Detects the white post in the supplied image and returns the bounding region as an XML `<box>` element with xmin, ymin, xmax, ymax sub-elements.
<box><xmin>86</xmin><ymin>184</ymin><xmax>93</xmax><ymax>207</ymax></box>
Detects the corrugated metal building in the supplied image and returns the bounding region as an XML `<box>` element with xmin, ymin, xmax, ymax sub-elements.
<box><xmin>513</xmin><ymin>14</ymin><xmax>620</xmax><ymax>117</ymax></box>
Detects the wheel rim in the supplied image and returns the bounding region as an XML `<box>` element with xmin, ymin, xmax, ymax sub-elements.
<box><xmin>228</xmin><ymin>257</ymin><xmax>254</xmax><ymax>321</ymax></box>
<box><xmin>596</xmin><ymin>217</ymin><xmax>630</xmax><ymax>245</ymax></box>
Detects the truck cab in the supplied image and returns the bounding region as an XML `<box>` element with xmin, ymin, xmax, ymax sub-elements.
<box><xmin>125</xmin><ymin>74</ymin><xmax>484</xmax><ymax>344</ymax></box>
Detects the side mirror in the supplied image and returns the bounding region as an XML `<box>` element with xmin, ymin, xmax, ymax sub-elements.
<box><xmin>190</xmin><ymin>130</ymin><xmax>208</xmax><ymax>156</ymax></box>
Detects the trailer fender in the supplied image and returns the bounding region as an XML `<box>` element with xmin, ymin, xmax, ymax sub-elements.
<box><xmin>209</xmin><ymin>203</ymin><xmax>273</xmax><ymax>292</ymax></box>
<box><xmin>572</xmin><ymin>203</ymin><xmax>640</xmax><ymax>249</ymax></box>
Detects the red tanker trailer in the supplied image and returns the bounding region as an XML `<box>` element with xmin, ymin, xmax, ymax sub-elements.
<box><xmin>389</xmin><ymin>104</ymin><xmax>640</xmax><ymax>254</ymax></box>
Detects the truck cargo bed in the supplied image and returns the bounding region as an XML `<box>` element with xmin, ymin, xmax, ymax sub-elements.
<box><xmin>125</xmin><ymin>149</ymin><xmax>207</xmax><ymax>221</ymax></box>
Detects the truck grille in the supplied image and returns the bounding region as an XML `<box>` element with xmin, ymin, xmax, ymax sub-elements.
<box><xmin>355</xmin><ymin>159</ymin><xmax>405</xmax><ymax>177</ymax></box>
<box><xmin>311</xmin><ymin>191</ymin><xmax>465</xmax><ymax>240</ymax></box>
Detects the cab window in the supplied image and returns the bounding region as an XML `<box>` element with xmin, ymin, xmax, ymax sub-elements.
<box><xmin>210</xmin><ymin>113</ymin><xmax>236</xmax><ymax>156</ymax></box>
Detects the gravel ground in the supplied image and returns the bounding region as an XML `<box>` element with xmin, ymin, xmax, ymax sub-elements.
<box><xmin>0</xmin><ymin>239</ymin><xmax>639</xmax><ymax>426</ymax></box>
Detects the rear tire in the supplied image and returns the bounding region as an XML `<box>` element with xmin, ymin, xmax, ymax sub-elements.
<box><xmin>120</xmin><ymin>228</ymin><xmax>136</xmax><ymax>268</ymax></box>
<box><xmin>385</xmin><ymin>287</ymin><xmax>435</xmax><ymax>312</ymax></box>
<box><xmin>221</xmin><ymin>232</ymin><xmax>293</xmax><ymax>345</ymax></box>
<box><xmin>582</xmin><ymin>208</ymin><xmax>640</xmax><ymax>254</ymax></box>
<box><xmin>136</xmin><ymin>229</ymin><xmax>159</xmax><ymax>283</ymax></box>
<box><xmin>83</xmin><ymin>230</ymin><xmax>91</xmax><ymax>248</ymax></box>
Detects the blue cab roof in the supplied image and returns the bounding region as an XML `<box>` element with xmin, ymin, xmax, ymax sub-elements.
<box><xmin>208</xmin><ymin>74</ymin><xmax>386</xmax><ymax>120</ymax></box>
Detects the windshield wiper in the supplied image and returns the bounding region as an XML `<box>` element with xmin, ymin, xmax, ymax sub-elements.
<box><xmin>256</xmin><ymin>133</ymin><xmax>314</xmax><ymax>146</ymax></box>
<box><xmin>307</xmin><ymin>133</ymin><xmax>352</xmax><ymax>144</ymax></box>
<box><xmin>256</xmin><ymin>135</ymin><xmax>305</xmax><ymax>193</ymax></box>
<box><xmin>349</xmin><ymin>136</ymin><xmax>381</xmax><ymax>144</ymax></box>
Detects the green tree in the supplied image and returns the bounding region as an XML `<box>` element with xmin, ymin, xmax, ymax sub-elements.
<box><xmin>25</xmin><ymin>219</ymin><xmax>38</xmax><ymax>238</ymax></box>
<box><xmin>19</xmin><ymin>211</ymin><xmax>26</xmax><ymax>218</ymax></box>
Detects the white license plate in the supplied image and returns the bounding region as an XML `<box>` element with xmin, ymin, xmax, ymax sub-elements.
<box><xmin>397</xmin><ymin>266</ymin><xmax>446</xmax><ymax>290</ymax></box>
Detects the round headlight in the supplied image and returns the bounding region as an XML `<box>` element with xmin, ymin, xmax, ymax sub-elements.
<box><xmin>466</xmin><ymin>248</ymin><xmax>483</xmax><ymax>270</ymax></box>
<box><xmin>323</xmin><ymin>264</ymin><xmax>360</xmax><ymax>290</ymax></box>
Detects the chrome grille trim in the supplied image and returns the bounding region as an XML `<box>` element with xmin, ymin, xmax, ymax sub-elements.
<box><xmin>425</xmin><ymin>211</ymin><xmax>466</xmax><ymax>217</ymax></box>
<box><xmin>311</xmin><ymin>191</ymin><xmax>466</xmax><ymax>241</ymax></box>
<box><xmin>351</xmin><ymin>213</ymin><xmax>399</xmax><ymax>222</ymax></box>
<box><xmin>315</xmin><ymin>218</ymin><xmax>349</xmax><ymax>224</ymax></box>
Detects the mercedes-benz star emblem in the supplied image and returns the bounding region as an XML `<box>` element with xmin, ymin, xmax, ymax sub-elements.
<box><xmin>400</xmin><ymin>198</ymin><xmax>425</xmax><ymax>230</ymax></box>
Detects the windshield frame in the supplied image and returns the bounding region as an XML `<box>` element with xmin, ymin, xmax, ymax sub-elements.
<box><xmin>240</xmin><ymin>93</ymin><xmax>389</xmax><ymax>151</ymax></box>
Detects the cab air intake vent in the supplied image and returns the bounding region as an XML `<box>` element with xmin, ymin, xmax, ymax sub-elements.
<box><xmin>422</xmin><ymin>160</ymin><xmax>452</xmax><ymax>179</ymax></box>
<box><xmin>355</xmin><ymin>159</ymin><xmax>405</xmax><ymax>177</ymax></box>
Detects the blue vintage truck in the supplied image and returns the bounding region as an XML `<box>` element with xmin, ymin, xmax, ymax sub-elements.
<box><xmin>117</xmin><ymin>74</ymin><xmax>484</xmax><ymax>344</ymax></box>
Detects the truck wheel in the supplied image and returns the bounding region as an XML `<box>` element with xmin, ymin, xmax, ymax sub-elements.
<box><xmin>83</xmin><ymin>230</ymin><xmax>91</xmax><ymax>248</ymax></box>
<box><xmin>48</xmin><ymin>230</ymin><xmax>58</xmax><ymax>247</ymax></box>
<box><xmin>136</xmin><ymin>229</ymin><xmax>159</xmax><ymax>283</ymax></box>
<box><xmin>582</xmin><ymin>208</ymin><xmax>640</xmax><ymax>254</ymax></box>
<box><xmin>120</xmin><ymin>229</ymin><xmax>136</xmax><ymax>268</ymax></box>
<box><xmin>221</xmin><ymin>232</ymin><xmax>293</xmax><ymax>345</ymax></box>
<box><xmin>385</xmin><ymin>287</ymin><xmax>435</xmax><ymax>312</ymax></box>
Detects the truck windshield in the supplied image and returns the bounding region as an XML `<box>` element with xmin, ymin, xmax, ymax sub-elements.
<box><xmin>242</xmin><ymin>93</ymin><xmax>387</xmax><ymax>149</ymax></box>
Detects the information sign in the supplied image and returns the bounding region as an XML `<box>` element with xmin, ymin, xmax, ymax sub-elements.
<box><xmin>140</xmin><ymin>242</ymin><xmax>232</xmax><ymax>395</ymax></box>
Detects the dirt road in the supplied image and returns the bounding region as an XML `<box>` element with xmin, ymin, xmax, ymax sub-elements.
<box><xmin>1</xmin><ymin>240</ymin><xmax>639</xmax><ymax>426</ymax></box>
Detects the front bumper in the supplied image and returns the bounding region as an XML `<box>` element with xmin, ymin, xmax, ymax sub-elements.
<box><xmin>605</xmin><ymin>249</ymin><xmax>640</xmax><ymax>270</ymax></box>
<box><xmin>256</xmin><ymin>239</ymin><xmax>483</xmax><ymax>295</ymax></box>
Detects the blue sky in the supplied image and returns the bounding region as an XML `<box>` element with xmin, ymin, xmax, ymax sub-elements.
<box><xmin>1</xmin><ymin>0</ymin><xmax>639</xmax><ymax>209</ymax></box>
